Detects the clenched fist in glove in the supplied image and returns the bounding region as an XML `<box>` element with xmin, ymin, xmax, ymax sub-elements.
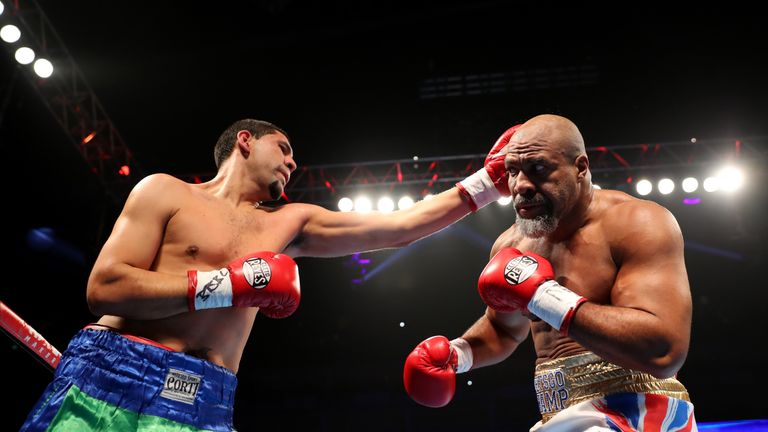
<box><xmin>456</xmin><ymin>125</ymin><xmax>521</xmax><ymax>212</ymax></box>
<box><xmin>478</xmin><ymin>247</ymin><xmax>586</xmax><ymax>334</ymax></box>
<box><xmin>403</xmin><ymin>336</ymin><xmax>473</xmax><ymax>408</ymax></box>
<box><xmin>188</xmin><ymin>251</ymin><xmax>300</xmax><ymax>318</ymax></box>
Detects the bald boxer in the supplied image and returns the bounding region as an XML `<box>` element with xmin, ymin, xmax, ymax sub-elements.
<box><xmin>404</xmin><ymin>115</ymin><xmax>697</xmax><ymax>431</ymax></box>
<box><xmin>22</xmin><ymin>119</ymin><xmax>517</xmax><ymax>431</ymax></box>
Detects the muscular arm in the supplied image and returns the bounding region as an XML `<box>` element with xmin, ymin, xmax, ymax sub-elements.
<box><xmin>285</xmin><ymin>187</ymin><xmax>472</xmax><ymax>258</ymax></box>
<box><xmin>86</xmin><ymin>174</ymin><xmax>188</xmax><ymax>320</ymax></box>
<box><xmin>462</xmin><ymin>308</ymin><xmax>530</xmax><ymax>369</ymax></box>
<box><xmin>461</xmin><ymin>231</ymin><xmax>530</xmax><ymax>369</ymax></box>
<box><xmin>568</xmin><ymin>203</ymin><xmax>692</xmax><ymax>378</ymax></box>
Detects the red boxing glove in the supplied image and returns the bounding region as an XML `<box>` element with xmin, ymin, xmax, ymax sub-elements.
<box><xmin>457</xmin><ymin>125</ymin><xmax>521</xmax><ymax>211</ymax></box>
<box><xmin>403</xmin><ymin>336</ymin><xmax>473</xmax><ymax>408</ymax></box>
<box><xmin>477</xmin><ymin>248</ymin><xmax>586</xmax><ymax>334</ymax></box>
<box><xmin>188</xmin><ymin>252</ymin><xmax>300</xmax><ymax>318</ymax></box>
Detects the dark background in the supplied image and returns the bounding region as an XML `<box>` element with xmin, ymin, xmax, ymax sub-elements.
<box><xmin>2</xmin><ymin>2</ymin><xmax>767</xmax><ymax>430</ymax></box>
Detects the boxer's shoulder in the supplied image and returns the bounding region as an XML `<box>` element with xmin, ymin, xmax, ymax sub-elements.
<box><xmin>595</xmin><ymin>190</ymin><xmax>674</xmax><ymax>234</ymax></box>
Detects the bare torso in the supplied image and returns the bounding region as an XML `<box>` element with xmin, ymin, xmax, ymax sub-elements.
<box><xmin>97</xmin><ymin>182</ymin><xmax>304</xmax><ymax>372</ymax></box>
<box><xmin>494</xmin><ymin>189</ymin><xmax>632</xmax><ymax>365</ymax></box>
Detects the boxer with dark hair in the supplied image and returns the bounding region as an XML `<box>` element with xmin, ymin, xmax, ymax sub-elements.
<box><xmin>22</xmin><ymin>119</ymin><xmax>517</xmax><ymax>431</ymax></box>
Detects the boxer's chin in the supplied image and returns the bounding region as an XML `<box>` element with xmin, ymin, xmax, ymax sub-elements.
<box><xmin>268</xmin><ymin>180</ymin><xmax>283</xmax><ymax>201</ymax></box>
<box><xmin>516</xmin><ymin>214</ymin><xmax>558</xmax><ymax>238</ymax></box>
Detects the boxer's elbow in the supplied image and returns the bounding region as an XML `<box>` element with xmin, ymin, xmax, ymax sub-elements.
<box><xmin>646</xmin><ymin>341</ymin><xmax>688</xmax><ymax>379</ymax></box>
<box><xmin>86</xmin><ymin>279</ymin><xmax>108</xmax><ymax>317</ymax></box>
<box><xmin>86</xmin><ymin>268</ymin><xmax>122</xmax><ymax>316</ymax></box>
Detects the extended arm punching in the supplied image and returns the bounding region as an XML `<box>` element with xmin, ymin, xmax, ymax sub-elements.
<box><xmin>286</xmin><ymin>126</ymin><xmax>521</xmax><ymax>258</ymax></box>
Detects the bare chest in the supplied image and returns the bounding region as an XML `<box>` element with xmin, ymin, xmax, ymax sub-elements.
<box><xmin>503</xmin><ymin>227</ymin><xmax>617</xmax><ymax>303</ymax></box>
<box><xmin>157</xmin><ymin>204</ymin><xmax>299</xmax><ymax>270</ymax></box>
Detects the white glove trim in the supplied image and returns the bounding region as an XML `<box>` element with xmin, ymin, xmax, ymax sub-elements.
<box><xmin>194</xmin><ymin>269</ymin><xmax>234</xmax><ymax>310</ymax></box>
<box><xmin>450</xmin><ymin>337</ymin><xmax>474</xmax><ymax>374</ymax></box>
<box><xmin>458</xmin><ymin>168</ymin><xmax>501</xmax><ymax>210</ymax></box>
<box><xmin>527</xmin><ymin>280</ymin><xmax>585</xmax><ymax>331</ymax></box>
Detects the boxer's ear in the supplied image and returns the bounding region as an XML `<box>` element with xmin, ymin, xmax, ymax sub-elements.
<box><xmin>236</xmin><ymin>130</ymin><xmax>252</xmax><ymax>157</ymax></box>
<box><xmin>575</xmin><ymin>154</ymin><xmax>589</xmax><ymax>180</ymax></box>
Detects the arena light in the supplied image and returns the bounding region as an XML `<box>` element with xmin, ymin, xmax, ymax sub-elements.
<box><xmin>397</xmin><ymin>196</ymin><xmax>414</xmax><ymax>210</ymax></box>
<box><xmin>703</xmin><ymin>176</ymin><xmax>720</xmax><ymax>192</ymax></box>
<box><xmin>354</xmin><ymin>196</ymin><xmax>373</xmax><ymax>213</ymax></box>
<box><xmin>81</xmin><ymin>131</ymin><xmax>97</xmax><ymax>144</ymax></box>
<box><xmin>377</xmin><ymin>197</ymin><xmax>395</xmax><ymax>213</ymax></box>
<box><xmin>118</xmin><ymin>165</ymin><xmax>130</xmax><ymax>176</ymax></box>
<box><xmin>337</xmin><ymin>197</ymin><xmax>353</xmax><ymax>212</ymax></box>
<box><xmin>497</xmin><ymin>196</ymin><xmax>512</xmax><ymax>206</ymax></box>
<box><xmin>0</xmin><ymin>1</ymin><xmax>4</xmax><ymax>16</ymax></box>
<box><xmin>33</xmin><ymin>58</ymin><xmax>53</xmax><ymax>78</ymax></box>
<box><xmin>682</xmin><ymin>177</ymin><xmax>699</xmax><ymax>193</ymax></box>
<box><xmin>1</xmin><ymin>24</ymin><xmax>21</xmax><ymax>43</ymax></box>
<box><xmin>717</xmin><ymin>166</ymin><xmax>744</xmax><ymax>192</ymax></box>
<box><xmin>635</xmin><ymin>179</ymin><xmax>652</xmax><ymax>196</ymax></box>
<box><xmin>14</xmin><ymin>46</ymin><xmax>35</xmax><ymax>64</ymax></box>
<box><xmin>657</xmin><ymin>178</ymin><xmax>675</xmax><ymax>195</ymax></box>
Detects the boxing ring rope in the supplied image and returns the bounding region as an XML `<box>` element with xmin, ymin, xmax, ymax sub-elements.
<box><xmin>0</xmin><ymin>301</ymin><xmax>60</xmax><ymax>371</ymax></box>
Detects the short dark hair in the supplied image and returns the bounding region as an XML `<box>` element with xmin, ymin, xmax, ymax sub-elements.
<box><xmin>213</xmin><ymin>119</ymin><xmax>289</xmax><ymax>169</ymax></box>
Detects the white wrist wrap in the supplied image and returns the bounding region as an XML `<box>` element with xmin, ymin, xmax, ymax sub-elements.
<box><xmin>527</xmin><ymin>280</ymin><xmax>584</xmax><ymax>331</ymax></box>
<box><xmin>450</xmin><ymin>338</ymin><xmax>473</xmax><ymax>374</ymax></box>
<box><xmin>194</xmin><ymin>269</ymin><xmax>234</xmax><ymax>310</ymax></box>
<box><xmin>458</xmin><ymin>168</ymin><xmax>501</xmax><ymax>210</ymax></box>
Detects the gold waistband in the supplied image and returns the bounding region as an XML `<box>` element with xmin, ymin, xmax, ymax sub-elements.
<box><xmin>534</xmin><ymin>352</ymin><xmax>689</xmax><ymax>423</ymax></box>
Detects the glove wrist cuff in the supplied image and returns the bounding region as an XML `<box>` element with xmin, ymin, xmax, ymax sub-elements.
<box><xmin>457</xmin><ymin>168</ymin><xmax>501</xmax><ymax>212</ymax></box>
<box><xmin>527</xmin><ymin>280</ymin><xmax>586</xmax><ymax>335</ymax></box>
<box><xmin>450</xmin><ymin>337</ymin><xmax>473</xmax><ymax>374</ymax></box>
<box><xmin>190</xmin><ymin>268</ymin><xmax>233</xmax><ymax>310</ymax></box>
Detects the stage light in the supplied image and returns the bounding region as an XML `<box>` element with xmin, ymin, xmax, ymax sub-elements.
<box><xmin>682</xmin><ymin>177</ymin><xmax>699</xmax><ymax>193</ymax></box>
<box><xmin>118</xmin><ymin>165</ymin><xmax>130</xmax><ymax>176</ymax></box>
<box><xmin>397</xmin><ymin>196</ymin><xmax>414</xmax><ymax>210</ymax></box>
<box><xmin>399</xmin><ymin>322</ymin><xmax>405</xmax><ymax>328</ymax></box>
<box><xmin>81</xmin><ymin>131</ymin><xmax>97</xmax><ymax>144</ymax></box>
<box><xmin>717</xmin><ymin>166</ymin><xmax>744</xmax><ymax>192</ymax></box>
<box><xmin>636</xmin><ymin>179</ymin><xmax>652</xmax><ymax>196</ymax></box>
<box><xmin>1</xmin><ymin>24</ymin><xmax>20</xmax><ymax>43</ymax></box>
<box><xmin>354</xmin><ymin>196</ymin><xmax>372</xmax><ymax>213</ymax></box>
<box><xmin>658</xmin><ymin>178</ymin><xmax>675</xmax><ymax>195</ymax></box>
<box><xmin>703</xmin><ymin>176</ymin><xmax>720</xmax><ymax>192</ymax></box>
<box><xmin>33</xmin><ymin>58</ymin><xmax>53</xmax><ymax>78</ymax></box>
<box><xmin>337</xmin><ymin>197</ymin><xmax>353</xmax><ymax>212</ymax></box>
<box><xmin>377</xmin><ymin>197</ymin><xmax>395</xmax><ymax>213</ymax></box>
<box><xmin>497</xmin><ymin>196</ymin><xmax>512</xmax><ymax>206</ymax></box>
<box><xmin>0</xmin><ymin>1</ymin><xmax>4</xmax><ymax>16</ymax></box>
<box><xmin>14</xmin><ymin>46</ymin><xmax>34</xmax><ymax>64</ymax></box>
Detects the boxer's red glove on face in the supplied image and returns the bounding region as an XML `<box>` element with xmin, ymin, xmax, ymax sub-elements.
<box><xmin>477</xmin><ymin>247</ymin><xmax>586</xmax><ymax>335</ymax></box>
<box><xmin>456</xmin><ymin>125</ymin><xmax>521</xmax><ymax>211</ymax></box>
<box><xmin>188</xmin><ymin>252</ymin><xmax>300</xmax><ymax>318</ymax></box>
<box><xmin>403</xmin><ymin>336</ymin><xmax>473</xmax><ymax>408</ymax></box>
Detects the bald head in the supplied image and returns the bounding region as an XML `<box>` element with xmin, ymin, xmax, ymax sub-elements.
<box><xmin>517</xmin><ymin>114</ymin><xmax>585</xmax><ymax>160</ymax></box>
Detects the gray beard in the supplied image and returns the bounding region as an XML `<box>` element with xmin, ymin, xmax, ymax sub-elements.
<box><xmin>515</xmin><ymin>213</ymin><xmax>559</xmax><ymax>238</ymax></box>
